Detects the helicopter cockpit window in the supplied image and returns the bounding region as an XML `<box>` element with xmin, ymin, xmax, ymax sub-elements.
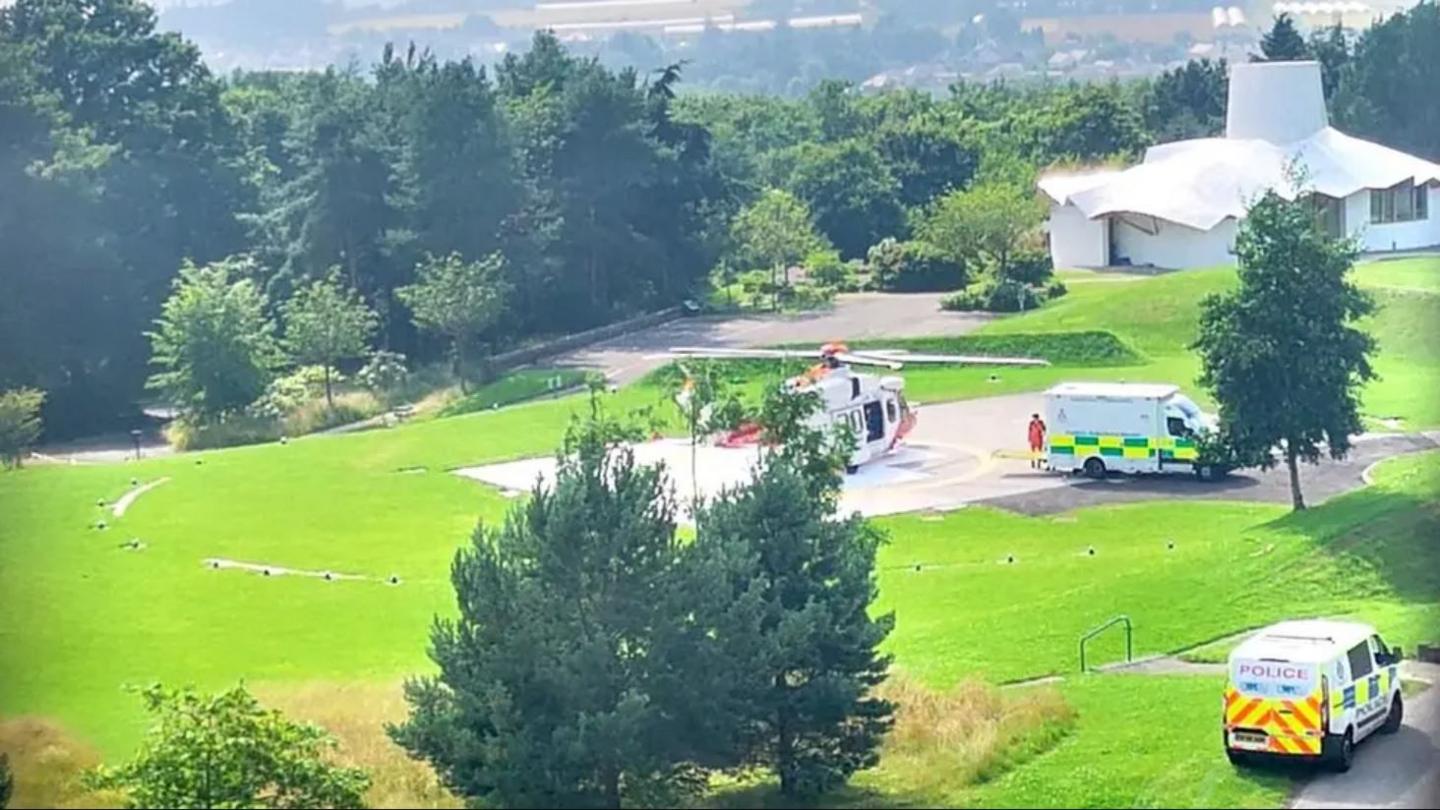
<box><xmin>885</xmin><ymin>400</ymin><xmax>898</xmax><ymax>423</ymax></box>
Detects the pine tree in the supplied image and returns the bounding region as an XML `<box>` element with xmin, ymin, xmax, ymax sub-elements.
<box><xmin>389</xmin><ymin>400</ymin><xmax>712</xmax><ymax>808</ymax></box>
<box><xmin>0</xmin><ymin>751</ymin><xmax>12</xmax><ymax>809</ymax></box>
<box><xmin>1258</xmin><ymin>13</ymin><xmax>1311</xmax><ymax>61</ymax></box>
<box><xmin>693</xmin><ymin>384</ymin><xmax>892</xmax><ymax>798</ymax></box>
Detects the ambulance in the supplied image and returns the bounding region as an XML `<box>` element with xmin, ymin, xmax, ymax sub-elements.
<box><xmin>1223</xmin><ymin>620</ymin><xmax>1405</xmax><ymax>771</ymax></box>
<box><xmin>1043</xmin><ymin>382</ymin><xmax>1220</xmax><ymax>478</ymax></box>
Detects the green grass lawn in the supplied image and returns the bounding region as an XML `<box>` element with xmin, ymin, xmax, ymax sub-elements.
<box><xmin>966</xmin><ymin>676</ymin><xmax>1296</xmax><ymax>808</ymax></box>
<box><xmin>886</xmin><ymin>257</ymin><xmax>1440</xmax><ymax>427</ymax></box>
<box><xmin>873</xmin><ymin>451</ymin><xmax>1440</xmax><ymax>686</ymax></box>
<box><xmin>1</xmin><ymin>257</ymin><xmax>1437</xmax><ymax>807</ymax></box>
<box><xmin>437</xmin><ymin>367</ymin><xmax>594</xmax><ymax>418</ymax></box>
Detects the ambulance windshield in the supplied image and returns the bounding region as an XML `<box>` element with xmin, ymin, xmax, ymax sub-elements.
<box><xmin>1170</xmin><ymin>395</ymin><xmax>1201</xmax><ymax>418</ymax></box>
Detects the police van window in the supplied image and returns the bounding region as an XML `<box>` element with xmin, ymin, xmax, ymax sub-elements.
<box><xmin>1347</xmin><ymin>642</ymin><xmax>1374</xmax><ymax>679</ymax></box>
<box><xmin>1370</xmin><ymin>635</ymin><xmax>1389</xmax><ymax>657</ymax></box>
<box><xmin>1371</xmin><ymin>635</ymin><xmax>1392</xmax><ymax>664</ymax></box>
<box><xmin>885</xmin><ymin>399</ymin><xmax>897</xmax><ymax>423</ymax></box>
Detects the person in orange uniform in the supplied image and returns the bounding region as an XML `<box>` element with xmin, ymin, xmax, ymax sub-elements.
<box><xmin>1027</xmin><ymin>413</ymin><xmax>1047</xmax><ymax>469</ymax></box>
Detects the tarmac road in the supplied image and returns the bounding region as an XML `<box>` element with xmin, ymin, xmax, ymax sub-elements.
<box><xmin>1290</xmin><ymin>665</ymin><xmax>1440</xmax><ymax>809</ymax></box>
<box><xmin>551</xmin><ymin>292</ymin><xmax>991</xmax><ymax>384</ymax></box>
<box><xmin>898</xmin><ymin>393</ymin><xmax>1439</xmax><ymax>516</ymax></box>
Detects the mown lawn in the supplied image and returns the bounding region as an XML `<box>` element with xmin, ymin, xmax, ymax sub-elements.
<box><xmin>874</xmin><ymin>451</ymin><xmax>1440</xmax><ymax>686</ymax></box>
<box><xmin>0</xmin><ymin>258</ymin><xmax>1436</xmax><ymax>807</ymax></box>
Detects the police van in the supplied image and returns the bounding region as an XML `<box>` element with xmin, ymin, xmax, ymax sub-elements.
<box><xmin>1223</xmin><ymin>620</ymin><xmax>1405</xmax><ymax>771</ymax></box>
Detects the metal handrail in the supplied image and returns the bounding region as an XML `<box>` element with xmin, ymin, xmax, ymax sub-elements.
<box><xmin>1080</xmin><ymin>614</ymin><xmax>1133</xmax><ymax>672</ymax></box>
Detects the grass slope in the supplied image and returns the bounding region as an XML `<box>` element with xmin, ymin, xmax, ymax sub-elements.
<box><xmin>873</xmin><ymin>451</ymin><xmax>1440</xmax><ymax>685</ymax></box>
<box><xmin>890</xmin><ymin>258</ymin><xmax>1440</xmax><ymax>426</ymax></box>
<box><xmin>0</xmin><ymin>257</ymin><xmax>1435</xmax><ymax>807</ymax></box>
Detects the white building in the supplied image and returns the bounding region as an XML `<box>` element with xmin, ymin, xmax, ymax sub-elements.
<box><xmin>1039</xmin><ymin>60</ymin><xmax>1440</xmax><ymax>269</ymax></box>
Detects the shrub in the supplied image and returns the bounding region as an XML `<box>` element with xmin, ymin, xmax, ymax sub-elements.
<box><xmin>941</xmin><ymin>275</ymin><xmax>1068</xmax><ymax>313</ymax></box>
<box><xmin>165</xmin><ymin>414</ymin><xmax>280</xmax><ymax>451</ymax></box>
<box><xmin>356</xmin><ymin>351</ymin><xmax>409</xmax><ymax>395</ymax></box>
<box><xmin>0</xmin><ymin>387</ymin><xmax>45</xmax><ymax>469</ymax></box>
<box><xmin>804</xmin><ymin>248</ymin><xmax>857</xmax><ymax>291</ymax></box>
<box><xmin>737</xmin><ymin>269</ymin><xmax>777</xmax><ymax>308</ymax></box>
<box><xmin>875</xmin><ymin>676</ymin><xmax>1075</xmax><ymax>793</ymax></box>
<box><xmin>0</xmin><ymin>717</ymin><xmax>121</xmax><ymax>808</ymax></box>
<box><xmin>281</xmin><ymin>391</ymin><xmax>384</xmax><ymax>436</ymax></box>
<box><xmin>999</xmin><ymin>245</ymin><xmax>1055</xmax><ymax>285</ymax></box>
<box><xmin>867</xmin><ymin>238</ymin><xmax>966</xmax><ymax>292</ymax></box>
<box><xmin>246</xmin><ymin>366</ymin><xmax>330</xmax><ymax>420</ymax></box>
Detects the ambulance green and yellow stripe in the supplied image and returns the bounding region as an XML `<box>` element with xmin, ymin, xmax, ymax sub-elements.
<box><xmin>1049</xmin><ymin>433</ymin><xmax>1198</xmax><ymax>461</ymax></box>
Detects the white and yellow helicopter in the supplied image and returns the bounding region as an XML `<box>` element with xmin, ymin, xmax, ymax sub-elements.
<box><xmin>661</xmin><ymin>342</ymin><xmax>1047</xmax><ymax>471</ymax></box>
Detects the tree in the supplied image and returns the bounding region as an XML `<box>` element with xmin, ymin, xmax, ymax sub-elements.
<box><xmin>389</xmin><ymin>403</ymin><xmax>714</xmax><ymax>808</ymax></box>
<box><xmin>1022</xmin><ymin>83</ymin><xmax>1149</xmax><ymax>163</ymax></box>
<box><xmin>692</xmin><ymin>386</ymin><xmax>891</xmax><ymax>798</ymax></box>
<box><xmin>728</xmin><ymin>189</ymin><xmax>828</xmax><ymax>310</ymax></box>
<box><xmin>1331</xmin><ymin>2</ymin><xmax>1440</xmax><ymax>161</ymax></box>
<box><xmin>283</xmin><ymin>273</ymin><xmax>378</xmax><ymax>408</ymax></box>
<box><xmin>1145</xmin><ymin>58</ymin><xmax>1229</xmax><ymax>141</ymax></box>
<box><xmin>1192</xmin><ymin>189</ymin><xmax>1376</xmax><ymax>510</ymax></box>
<box><xmin>0</xmin><ymin>0</ymin><xmax>247</xmax><ymax>435</ymax></box>
<box><xmin>146</xmin><ymin>257</ymin><xmax>284</xmax><ymax>420</ymax></box>
<box><xmin>0</xmin><ymin>388</ymin><xmax>45</xmax><ymax>469</ymax></box>
<box><xmin>0</xmin><ymin>750</ymin><xmax>11</xmax><ymax>808</ymax></box>
<box><xmin>1308</xmin><ymin>24</ymin><xmax>1350</xmax><ymax>101</ymax></box>
<box><xmin>670</xmin><ymin>360</ymin><xmax>745</xmax><ymax>503</ymax></box>
<box><xmin>87</xmin><ymin>684</ymin><xmax>369</xmax><ymax>809</ymax></box>
<box><xmin>396</xmin><ymin>252</ymin><xmax>510</xmax><ymax>392</ymax></box>
<box><xmin>1258</xmin><ymin>13</ymin><xmax>1310</xmax><ymax>61</ymax></box>
<box><xmin>918</xmin><ymin>182</ymin><xmax>1045</xmax><ymax>282</ymax></box>
<box><xmin>871</xmin><ymin>112</ymin><xmax>979</xmax><ymax>207</ymax></box>
<box><xmin>783</xmin><ymin>139</ymin><xmax>905</xmax><ymax>260</ymax></box>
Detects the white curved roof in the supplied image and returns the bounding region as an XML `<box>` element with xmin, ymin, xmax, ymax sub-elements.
<box><xmin>1039</xmin><ymin>62</ymin><xmax>1440</xmax><ymax>232</ymax></box>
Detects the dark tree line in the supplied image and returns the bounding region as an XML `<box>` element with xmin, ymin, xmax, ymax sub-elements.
<box><xmin>2</xmin><ymin>0</ymin><xmax>1435</xmax><ymax>436</ymax></box>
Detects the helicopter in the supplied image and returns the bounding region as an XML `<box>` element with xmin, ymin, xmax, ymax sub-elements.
<box><xmin>660</xmin><ymin>342</ymin><xmax>1048</xmax><ymax>471</ymax></box>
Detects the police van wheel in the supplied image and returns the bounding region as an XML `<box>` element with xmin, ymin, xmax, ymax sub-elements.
<box><xmin>1083</xmin><ymin>458</ymin><xmax>1106</xmax><ymax>479</ymax></box>
<box><xmin>1325</xmin><ymin>729</ymin><xmax>1355</xmax><ymax>773</ymax></box>
<box><xmin>1381</xmin><ymin>695</ymin><xmax>1404</xmax><ymax>734</ymax></box>
<box><xmin>845</xmin><ymin>465</ymin><xmax>859</xmax><ymax>475</ymax></box>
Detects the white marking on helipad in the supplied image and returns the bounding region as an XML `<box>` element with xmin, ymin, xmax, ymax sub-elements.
<box><xmin>455</xmin><ymin>439</ymin><xmax>958</xmax><ymax>519</ymax></box>
<box><xmin>113</xmin><ymin>477</ymin><xmax>171</xmax><ymax>517</ymax></box>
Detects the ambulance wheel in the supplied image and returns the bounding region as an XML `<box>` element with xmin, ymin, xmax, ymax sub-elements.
<box><xmin>1083</xmin><ymin>458</ymin><xmax>1106</xmax><ymax>479</ymax></box>
<box><xmin>1324</xmin><ymin>729</ymin><xmax>1354</xmax><ymax>773</ymax></box>
<box><xmin>1381</xmin><ymin>695</ymin><xmax>1404</xmax><ymax>734</ymax></box>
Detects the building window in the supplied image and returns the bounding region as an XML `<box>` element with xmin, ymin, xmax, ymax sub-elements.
<box><xmin>1308</xmin><ymin>193</ymin><xmax>1345</xmax><ymax>238</ymax></box>
<box><xmin>1370</xmin><ymin>181</ymin><xmax>1429</xmax><ymax>224</ymax></box>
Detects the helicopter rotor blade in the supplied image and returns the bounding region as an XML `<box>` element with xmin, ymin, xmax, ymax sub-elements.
<box><xmin>661</xmin><ymin>347</ymin><xmax>819</xmax><ymax>361</ymax></box>
<box><xmin>833</xmin><ymin>352</ymin><xmax>902</xmax><ymax>370</ymax></box>
<box><xmin>846</xmin><ymin>350</ymin><xmax>1050</xmax><ymax>367</ymax></box>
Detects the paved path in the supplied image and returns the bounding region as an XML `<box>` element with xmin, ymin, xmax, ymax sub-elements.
<box><xmin>877</xmin><ymin>393</ymin><xmax>1438</xmax><ymax>516</ymax></box>
<box><xmin>551</xmin><ymin>292</ymin><xmax>991</xmax><ymax>384</ymax></box>
<box><xmin>1290</xmin><ymin>664</ymin><xmax>1440</xmax><ymax>809</ymax></box>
